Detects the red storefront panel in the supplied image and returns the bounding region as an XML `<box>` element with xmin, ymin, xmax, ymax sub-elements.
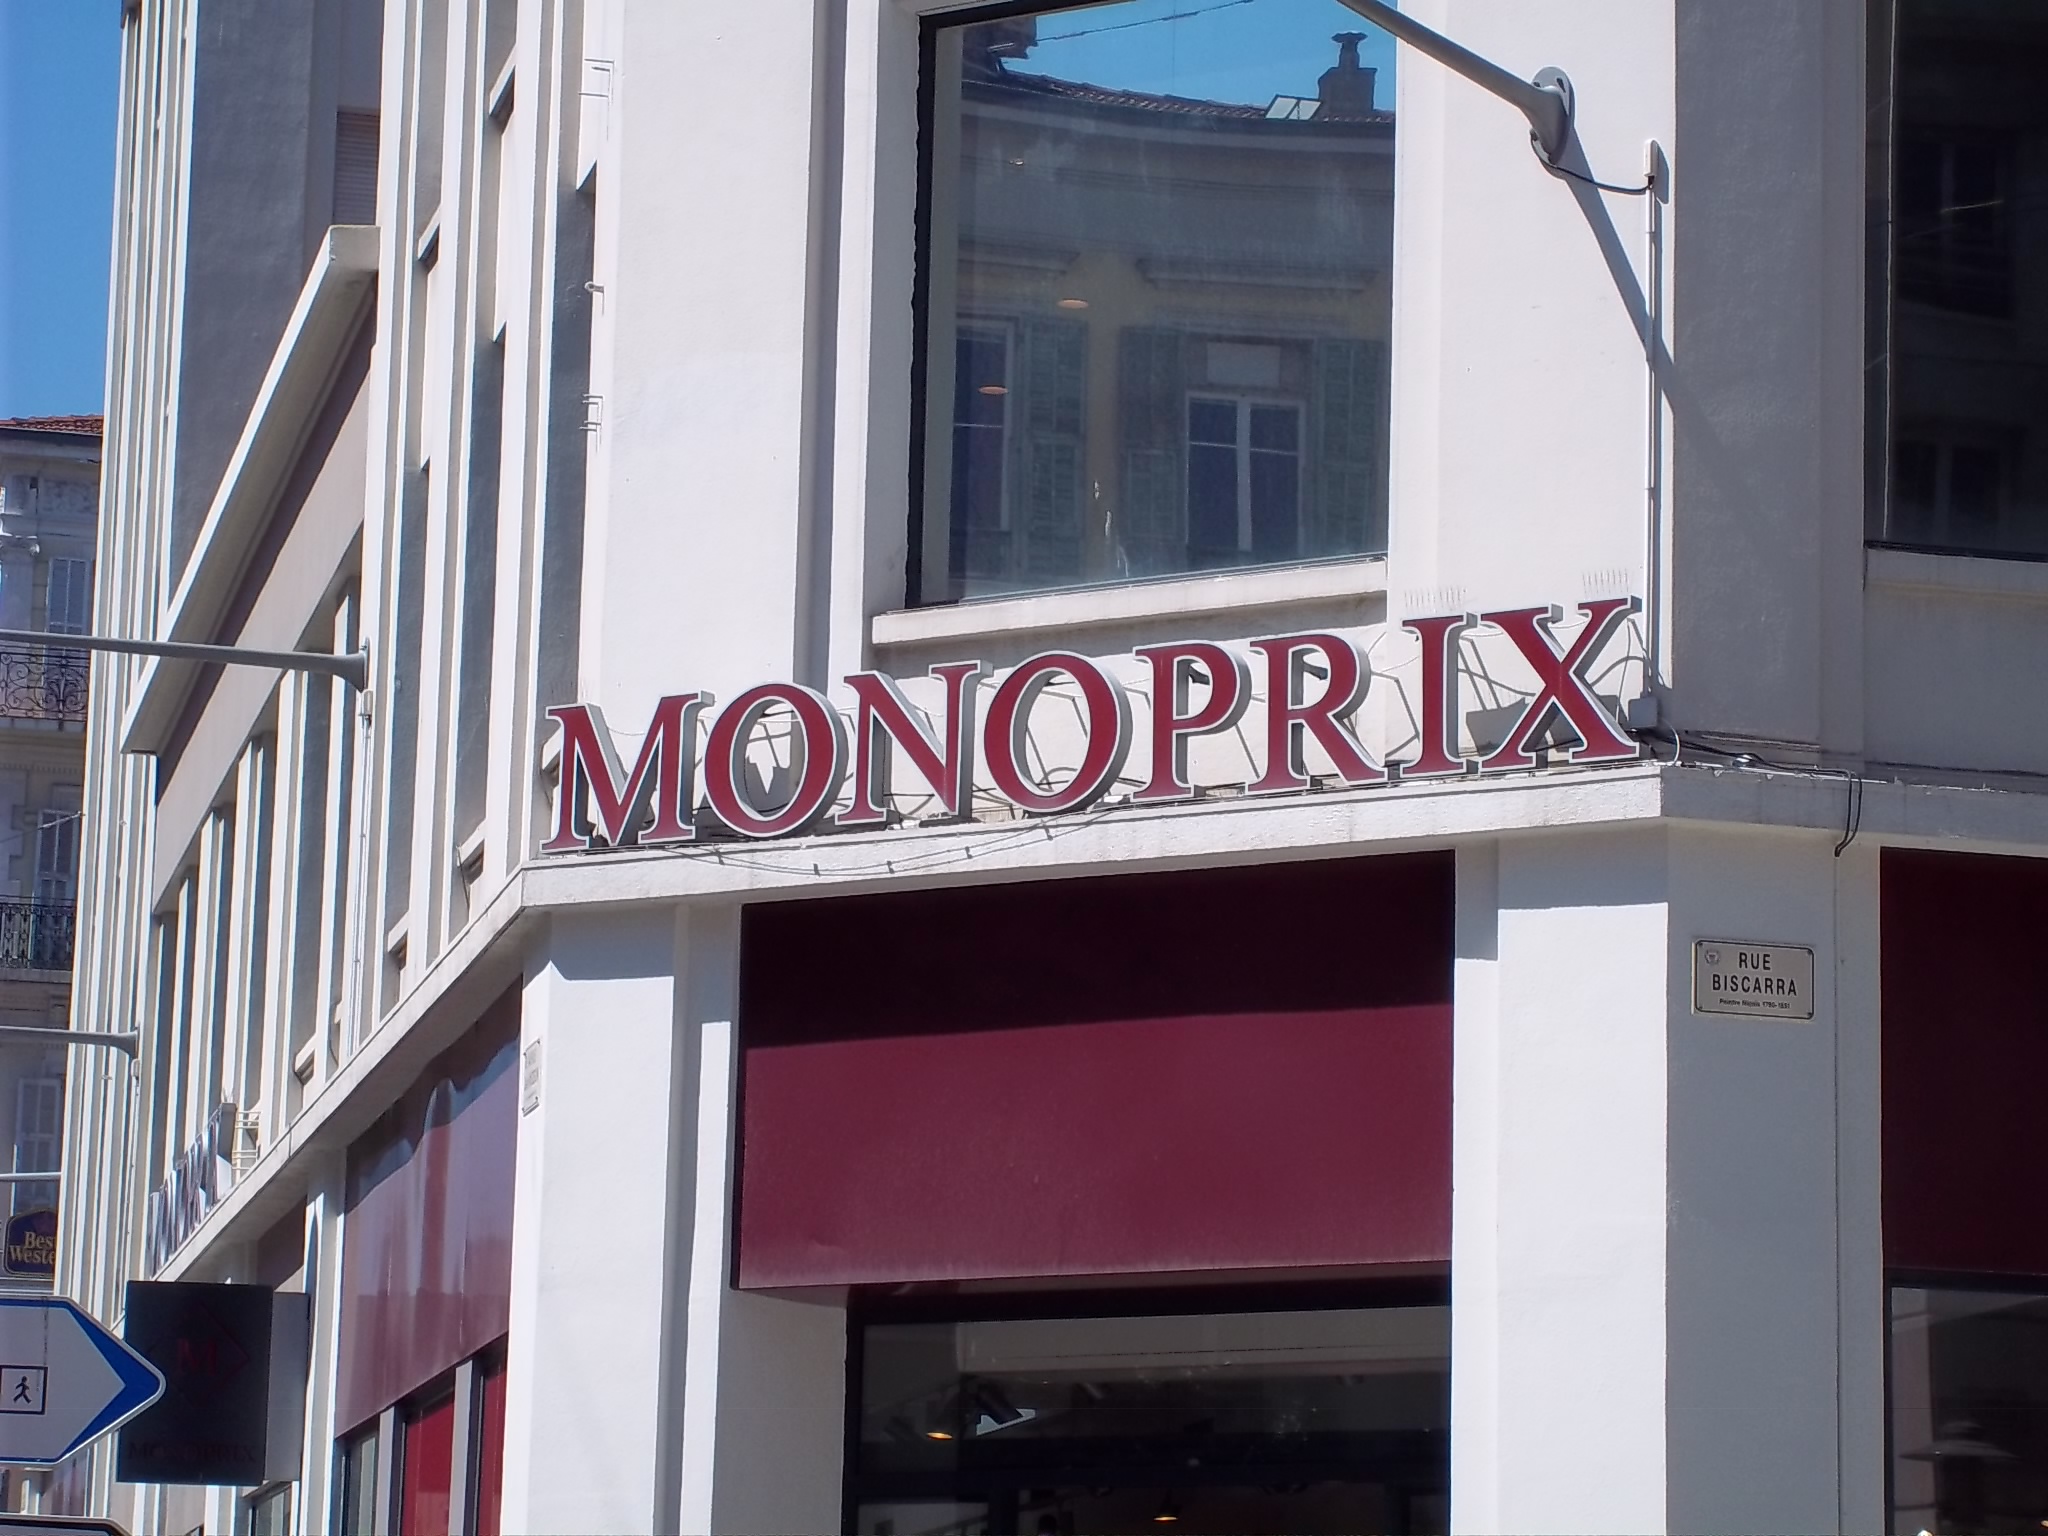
<box><xmin>1883</xmin><ymin>848</ymin><xmax>2048</xmax><ymax>1276</ymax></box>
<box><xmin>398</xmin><ymin>1395</ymin><xmax>455</xmax><ymax>1536</ymax></box>
<box><xmin>736</xmin><ymin>854</ymin><xmax>1453</xmax><ymax>1287</ymax></box>
<box><xmin>336</xmin><ymin>992</ymin><xmax>518</xmax><ymax>1432</ymax></box>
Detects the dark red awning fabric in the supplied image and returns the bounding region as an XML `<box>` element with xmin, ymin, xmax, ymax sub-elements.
<box><xmin>735</xmin><ymin>854</ymin><xmax>1453</xmax><ymax>1288</ymax></box>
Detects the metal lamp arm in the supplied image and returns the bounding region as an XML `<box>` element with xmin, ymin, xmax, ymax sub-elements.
<box><xmin>1333</xmin><ymin>0</ymin><xmax>1574</xmax><ymax>165</ymax></box>
<box><xmin>0</xmin><ymin>629</ymin><xmax>367</xmax><ymax>690</ymax></box>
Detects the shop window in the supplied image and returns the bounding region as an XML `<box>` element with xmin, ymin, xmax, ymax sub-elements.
<box><xmin>850</xmin><ymin>1296</ymin><xmax>1449</xmax><ymax>1535</ymax></box>
<box><xmin>474</xmin><ymin>1354</ymin><xmax>508</xmax><ymax>1536</ymax></box>
<box><xmin>915</xmin><ymin>1</ymin><xmax>1393</xmax><ymax>603</ymax></box>
<box><xmin>1867</xmin><ymin>1</ymin><xmax>2048</xmax><ymax>557</ymax></box>
<box><xmin>336</xmin><ymin>1423</ymin><xmax>380</xmax><ymax>1536</ymax></box>
<box><xmin>400</xmin><ymin>1391</ymin><xmax>456</xmax><ymax>1536</ymax></box>
<box><xmin>244</xmin><ymin>1483</ymin><xmax>291</xmax><ymax>1536</ymax></box>
<box><xmin>1889</xmin><ymin>1282</ymin><xmax>2048</xmax><ymax>1533</ymax></box>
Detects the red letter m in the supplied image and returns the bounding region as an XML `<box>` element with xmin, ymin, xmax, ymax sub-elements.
<box><xmin>543</xmin><ymin>694</ymin><xmax>707</xmax><ymax>852</ymax></box>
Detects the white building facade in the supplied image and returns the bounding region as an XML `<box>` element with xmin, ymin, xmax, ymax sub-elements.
<box><xmin>54</xmin><ymin>0</ymin><xmax>2048</xmax><ymax>1532</ymax></box>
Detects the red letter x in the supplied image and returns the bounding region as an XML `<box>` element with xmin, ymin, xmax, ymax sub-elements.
<box><xmin>1480</xmin><ymin>599</ymin><xmax>1639</xmax><ymax>769</ymax></box>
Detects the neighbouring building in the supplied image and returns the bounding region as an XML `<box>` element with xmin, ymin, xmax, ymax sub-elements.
<box><xmin>0</xmin><ymin>416</ymin><xmax>99</xmax><ymax>1510</ymax></box>
<box><xmin>49</xmin><ymin>1</ymin><xmax>2048</xmax><ymax>1533</ymax></box>
<box><xmin>0</xmin><ymin>416</ymin><xmax>97</xmax><ymax>1288</ymax></box>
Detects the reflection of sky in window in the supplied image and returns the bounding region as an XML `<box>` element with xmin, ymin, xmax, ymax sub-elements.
<box><xmin>997</xmin><ymin>0</ymin><xmax>1399</xmax><ymax>109</ymax></box>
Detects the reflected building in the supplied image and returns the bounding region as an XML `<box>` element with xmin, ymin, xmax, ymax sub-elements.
<box><xmin>926</xmin><ymin>27</ymin><xmax>1392</xmax><ymax>598</ymax></box>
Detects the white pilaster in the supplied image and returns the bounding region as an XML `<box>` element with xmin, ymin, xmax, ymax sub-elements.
<box><xmin>1453</xmin><ymin>825</ymin><xmax>1874</xmax><ymax>1534</ymax></box>
<box><xmin>674</xmin><ymin>907</ymin><xmax>845</xmax><ymax>1536</ymax></box>
<box><xmin>501</xmin><ymin>907</ymin><xmax>685</xmax><ymax>1535</ymax></box>
<box><xmin>1455</xmin><ymin>827</ymin><xmax>1671</xmax><ymax>1535</ymax></box>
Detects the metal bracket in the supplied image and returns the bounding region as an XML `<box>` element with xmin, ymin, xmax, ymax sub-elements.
<box><xmin>1335</xmin><ymin>0</ymin><xmax>1575</xmax><ymax>166</ymax></box>
<box><xmin>0</xmin><ymin>629</ymin><xmax>368</xmax><ymax>691</ymax></box>
<box><xmin>0</xmin><ymin>1025</ymin><xmax>140</xmax><ymax>1057</ymax></box>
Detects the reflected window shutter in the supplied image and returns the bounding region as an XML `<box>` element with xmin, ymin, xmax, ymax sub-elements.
<box><xmin>334</xmin><ymin>111</ymin><xmax>380</xmax><ymax>226</ymax></box>
<box><xmin>1117</xmin><ymin>328</ymin><xmax>1187</xmax><ymax>576</ymax></box>
<box><xmin>1012</xmin><ymin>318</ymin><xmax>1087</xmax><ymax>582</ymax></box>
<box><xmin>1309</xmin><ymin>338</ymin><xmax>1385</xmax><ymax>557</ymax></box>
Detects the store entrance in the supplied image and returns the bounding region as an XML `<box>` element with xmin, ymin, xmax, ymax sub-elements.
<box><xmin>848</xmin><ymin>1297</ymin><xmax>1450</xmax><ymax>1536</ymax></box>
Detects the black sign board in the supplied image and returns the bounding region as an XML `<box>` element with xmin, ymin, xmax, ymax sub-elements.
<box><xmin>116</xmin><ymin>1282</ymin><xmax>307</xmax><ymax>1486</ymax></box>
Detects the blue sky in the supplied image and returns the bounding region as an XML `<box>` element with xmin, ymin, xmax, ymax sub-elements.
<box><xmin>1007</xmin><ymin>0</ymin><xmax>1397</xmax><ymax>108</ymax></box>
<box><xmin>0</xmin><ymin>1</ymin><xmax>120</xmax><ymax>419</ymax></box>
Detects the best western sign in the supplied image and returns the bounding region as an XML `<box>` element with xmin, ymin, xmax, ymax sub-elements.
<box><xmin>542</xmin><ymin>598</ymin><xmax>1642</xmax><ymax>852</ymax></box>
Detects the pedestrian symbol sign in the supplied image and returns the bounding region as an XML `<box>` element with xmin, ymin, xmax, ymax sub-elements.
<box><xmin>0</xmin><ymin>1299</ymin><xmax>163</xmax><ymax>1464</ymax></box>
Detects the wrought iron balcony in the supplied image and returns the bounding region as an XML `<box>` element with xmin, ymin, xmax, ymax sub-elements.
<box><xmin>0</xmin><ymin>647</ymin><xmax>87</xmax><ymax>725</ymax></box>
<box><xmin>0</xmin><ymin>904</ymin><xmax>74</xmax><ymax>972</ymax></box>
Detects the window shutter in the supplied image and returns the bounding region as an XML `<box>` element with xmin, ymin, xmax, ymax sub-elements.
<box><xmin>334</xmin><ymin>110</ymin><xmax>380</xmax><ymax>226</ymax></box>
<box><xmin>1011</xmin><ymin>318</ymin><xmax>1087</xmax><ymax>583</ymax></box>
<box><xmin>1117</xmin><ymin>328</ymin><xmax>1188</xmax><ymax>576</ymax></box>
<box><xmin>1309</xmin><ymin>338</ymin><xmax>1386</xmax><ymax>557</ymax></box>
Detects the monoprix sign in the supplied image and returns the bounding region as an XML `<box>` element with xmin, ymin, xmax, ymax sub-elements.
<box><xmin>541</xmin><ymin>598</ymin><xmax>1643</xmax><ymax>852</ymax></box>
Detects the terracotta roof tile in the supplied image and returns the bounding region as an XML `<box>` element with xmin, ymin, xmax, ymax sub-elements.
<box><xmin>0</xmin><ymin>415</ymin><xmax>103</xmax><ymax>436</ymax></box>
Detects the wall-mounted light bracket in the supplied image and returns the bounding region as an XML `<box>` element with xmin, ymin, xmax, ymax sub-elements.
<box><xmin>1335</xmin><ymin>0</ymin><xmax>1575</xmax><ymax>166</ymax></box>
<box><xmin>0</xmin><ymin>1024</ymin><xmax>139</xmax><ymax>1057</ymax></box>
<box><xmin>0</xmin><ymin>629</ymin><xmax>369</xmax><ymax>691</ymax></box>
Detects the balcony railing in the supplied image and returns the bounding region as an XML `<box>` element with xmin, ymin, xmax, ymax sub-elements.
<box><xmin>0</xmin><ymin>647</ymin><xmax>87</xmax><ymax>725</ymax></box>
<box><xmin>0</xmin><ymin>904</ymin><xmax>75</xmax><ymax>972</ymax></box>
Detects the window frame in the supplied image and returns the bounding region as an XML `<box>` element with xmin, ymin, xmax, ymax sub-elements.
<box><xmin>902</xmin><ymin>0</ymin><xmax>1392</xmax><ymax>611</ymax></box>
<box><xmin>1185</xmin><ymin>392</ymin><xmax>1307</xmax><ymax>563</ymax></box>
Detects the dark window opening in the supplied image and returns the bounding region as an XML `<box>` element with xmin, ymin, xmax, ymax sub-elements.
<box><xmin>1867</xmin><ymin>0</ymin><xmax>2048</xmax><ymax>558</ymax></box>
<box><xmin>850</xmin><ymin>1295</ymin><xmax>1449</xmax><ymax>1536</ymax></box>
<box><xmin>1889</xmin><ymin>1281</ymin><xmax>2048</xmax><ymax>1534</ymax></box>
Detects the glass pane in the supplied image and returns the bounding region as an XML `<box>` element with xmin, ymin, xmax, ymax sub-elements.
<box><xmin>855</xmin><ymin>1307</ymin><xmax>1448</xmax><ymax>1535</ymax></box>
<box><xmin>248</xmin><ymin>1485</ymin><xmax>291</xmax><ymax>1536</ymax></box>
<box><xmin>1188</xmin><ymin>398</ymin><xmax>1238</xmax><ymax>447</ymax></box>
<box><xmin>337</xmin><ymin>1428</ymin><xmax>380</xmax><ymax>1536</ymax></box>
<box><xmin>1890</xmin><ymin>1285</ymin><xmax>2048</xmax><ymax>1535</ymax></box>
<box><xmin>1874</xmin><ymin>3</ymin><xmax>2048</xmax><ymax>555</ymax></box>
<box><xmin>920</xmin><ymin>0</ymin><xmax>1393</xmax><ymax>601</ymax></box>
<box><xmin>1249</xmin><ymin>450</ymin><xmax>1301</xmax><ymax>558</ymax></box>
<box><xmin>1249</xmin><ymin>404</ymin><xmax>1298</xmax><ymax>453</ymax></box>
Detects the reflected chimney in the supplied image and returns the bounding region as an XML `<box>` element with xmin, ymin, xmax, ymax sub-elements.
<box><xmin>1318</xmin><ymin>32</ymin><xmax>1377</xmax><ymax>115</ymax></box>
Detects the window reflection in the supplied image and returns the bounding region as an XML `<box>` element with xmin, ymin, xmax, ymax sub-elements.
<box><xmin>1890</xmin><ymin>1285</ymin><xmax>2048</xmax><ymax>1534</ymax></box>
<box><xmin>853</xmin><ymin>1305</ymin><xmax>1448</xmax><ymax>1535</ymax></box>
<box><xmin>1869</xmin><ymin>1</ymin><xmax>2048</xmax><ymax>557</ymax></box>
<box><xmin>919</xmin><ymin>0</ymin><xmax>1395</xmax><ymax>602</ymax></box>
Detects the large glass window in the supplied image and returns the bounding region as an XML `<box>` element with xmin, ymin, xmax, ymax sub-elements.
<box><xmin>916</xmin><ymin>1</ymin><xmax>1395</xmax><ymax>603</ymax></box>
<box><xmin>851</xmin><ymin>1301</ymin><xmax>1448</xmax><ymax>1535</ymax></box>
<box><xmin>1890</xmin><ymin>1283</ymin><xmax>2048</xmax><ymax>1533</ymax></box>
<box><xmin>1868</xmin><ymin>1</ymin><xmax>2048</xmax><ymax>558</ymax></box>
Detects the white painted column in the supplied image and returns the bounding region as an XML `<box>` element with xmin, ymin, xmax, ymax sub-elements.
<box><xmin>1453</xmin><ymin>825</ymin><xmax>1875</xmax><ymax>1534</ymax></box>
<box><xmin>501</xmin><ymin>907</ymin><xmax>687</xmax><ymax>1536</ymax></box>
<box><xmin>295</xmin><ymin>1153</ymin><xmax>347</xmax><ymax>1536</ymax></box>
<box><xmin>1663</xmin><ymin>826</ymin><xmax>1875</xmax><ymax>1535</ymax></box>
<box><xmin>675</xmin><ymin>907</ymin><xmax>845</xmax><ymax>1536</ymax></box>
<box><xmin>1453</xmin><ymin>828</ymin><xmax>1671</xmax><ymax>1535</ymax></box>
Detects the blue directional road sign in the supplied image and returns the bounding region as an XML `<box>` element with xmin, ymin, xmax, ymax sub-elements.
<box><xmin>0</xmin><ymin>1298</ymin><xmax>164</xmax><ymax>1465</ymax></box>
